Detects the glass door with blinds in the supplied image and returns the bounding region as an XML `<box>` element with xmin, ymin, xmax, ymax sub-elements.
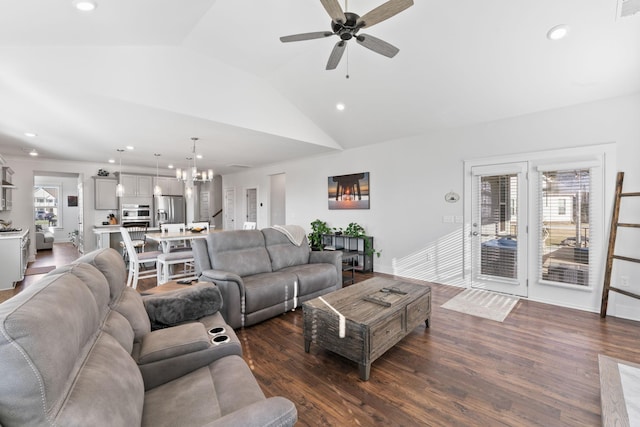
<box><xmin>470</xmin><ymin>162</ymin><xmax>528</xmax><ymax>297</ymax></box>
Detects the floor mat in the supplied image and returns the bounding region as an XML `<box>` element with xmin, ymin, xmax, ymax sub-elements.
<box><xmin>441</xmin><ymin>288</ymin><xmax>519</xmax><ymax>322</ymax></box>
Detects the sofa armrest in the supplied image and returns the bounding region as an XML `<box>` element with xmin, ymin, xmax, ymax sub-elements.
<box><xmin>199</xmin><ymin>270</ymin><xmax>246</xmax><ymax>329</ymax></box>
<box><xmin>137</xmin><ymin>323</ymin><xmax>209</xmax><ymax>364</ymax></box>
<box><xmin>309</xmin><ymin>250</ymin><xmax>343</xmax><ymax>288</ymax></box>
<box><xmin>203</xmin><ymin>397</ymin><xmax>298</xmax><ymax>427</ymax></box>
<box><xmin>142</xmin><ymin>282</ymin><xmax>223</xmax><ymax>330</ymax></box>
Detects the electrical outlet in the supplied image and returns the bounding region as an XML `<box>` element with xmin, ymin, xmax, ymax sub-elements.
<box><xmin>619</xmin><ymin>276</ymin><xmax>629</xmax><ymax>288</ymax></box>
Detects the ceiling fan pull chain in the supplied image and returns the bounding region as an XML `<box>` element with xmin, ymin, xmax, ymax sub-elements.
<box><xmin>346</xmin><ymin>43</ymin><xmax>350</xmax><ymax>79</ymax></box>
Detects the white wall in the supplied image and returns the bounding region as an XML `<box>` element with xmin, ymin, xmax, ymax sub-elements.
<box><xmin>222</xmin><ymin>93</ymin><xmax>640</xmax><ymax>320</ymax></box>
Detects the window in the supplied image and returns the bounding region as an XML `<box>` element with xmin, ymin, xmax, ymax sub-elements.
<box><xmin>34</xmin><ymin>185</ymin><xmax>60</xmax><ymax>228</ymax></box>
<box><xmin>539</xmin><ymin>169</ymin><xmax>591</xmax><ymax>287</ymax></box>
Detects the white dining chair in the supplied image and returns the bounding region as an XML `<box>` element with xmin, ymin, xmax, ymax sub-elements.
<box><xmin>243</xmin><ymin>221</ymin><xmax>257</xmax><ymax>230</ymax></box>
<box><xmin>118</xmin><ymin>224</ymin><xmax>147</xmax><ymax>259</ymax></box>
<box><xmin>120</xmin><ymin>227</ymin><xmax>162</xmax><ymax>289</ymax></box>
<box><xmin>161</xmin><ymin>223</ymin><xmax>189</xmax><ymax>251</ymax></box>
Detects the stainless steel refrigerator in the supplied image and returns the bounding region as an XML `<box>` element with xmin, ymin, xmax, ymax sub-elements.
<box><xmin>155</xmin><ymin>195</ymin><xmax>185</xmax><ymax>226</ymax></box>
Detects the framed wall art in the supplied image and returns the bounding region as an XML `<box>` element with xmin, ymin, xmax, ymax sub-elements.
<box><xmin>328</xmin><ymin>172</ymin><xmax>370</xmax><ymax>210</ymax></box>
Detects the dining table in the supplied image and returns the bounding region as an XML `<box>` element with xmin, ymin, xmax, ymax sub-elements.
<box><xmin>145</xmin><ymin>229</ymin><xmax>218</xmax><ymax>253</ymax></box>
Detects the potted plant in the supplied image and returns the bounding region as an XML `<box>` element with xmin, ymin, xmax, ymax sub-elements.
<box><xmin>308</xmin><ymin>219</ymin><xmax>331</xmax><ymax>250</ymax></box>
<box><xmin>344</xmin><ymin>222</ymin><xmax>382</xmax><ymax>258</ymax></box>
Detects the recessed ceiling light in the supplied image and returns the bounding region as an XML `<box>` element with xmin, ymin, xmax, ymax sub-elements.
<box><xmin>24</xmin><ymin>132</ymin><xmax>38</xmax><ymax>137</ymax></box>
<box><xmin>126</xmin><ymin>146</ymin><xmax>134</xmax><ymax>150</ymax></box>
<box><xmin>108</xmin><ymin>159</ymin><xmax>115</xmax><ymax>164</ymax></box>
<box><xmin>74</xmin><ymin>1</ymin><xmax>97</xmax><ymax>12</ymax></box>
<box><xmin>29</xmin><ymin>149</ymin><xmax>38</xmax><ymax>157</ymax></box>
<box><xmin>336</xmin><ymin>103</ymin><xmax>346</xmax><ymax>111</ymax></box>
<box><xmin>547</xmin><ymin>24</ymin><xmax>569</xmax><ymax>41</ymax></box>
<box><xmin>196</xmin><ymin>154</ymin><xmax>203</xmax><ymax>159</ymax></box>
<box><xmin>168</xmin><ymin>164</ymin><xmax>174</xmax><ymax>169</ymax></box>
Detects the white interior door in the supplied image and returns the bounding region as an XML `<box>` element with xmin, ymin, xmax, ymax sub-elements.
<box><xmin>471</xmin><ymin>162</ymin><xmax>528</xmax><ymax>297</ymax></box>
<box><xmin>224</xmin><ymin>188</ymin><xmax>235</xmax><ymax>230</ymax></box>
<box><xmin>246</xmin><ymin>188</ymin><xmax>257</xmax><ymax>224</ymax></box>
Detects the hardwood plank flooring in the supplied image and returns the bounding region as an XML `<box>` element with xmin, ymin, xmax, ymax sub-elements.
<box><xmin>4</xmin><ymin>244</ymin><xmax>640</xmax><ymax>426</ymax></box>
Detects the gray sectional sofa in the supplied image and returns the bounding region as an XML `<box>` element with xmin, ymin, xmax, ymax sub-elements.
<box><xmin>192</xmin><ymin>228</ymin><xmax>342</xmax><ymax>329</ymax></box>
<box><xmin>0</xmin><ymin>248</ymin><xmax>297</xmax><ymax>427</ymax></box>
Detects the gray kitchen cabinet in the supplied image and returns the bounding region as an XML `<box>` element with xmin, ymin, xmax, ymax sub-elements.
<box><xmin>93</xmin><ymin>177</ymin><xmax>118</xmax><ymax>210</ymax></box>
<box><xmin>120</xmin><ymin>174</ymin><xmax>153</xmax><ymax>197</ymax></box>
<box><xmin>153</xmin><ymin>176</ymin><xmax>184</xmax><ymax>196</ymax></box>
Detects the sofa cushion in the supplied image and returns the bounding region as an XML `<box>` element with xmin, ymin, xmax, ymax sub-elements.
<box><xmin>206</xmin><ymin>230</ymin><xmax>273</xmax><ymax>277</ymax></box>
<box><xmin>243</xmin><ymin>271</ymin><xmax>298</xmax><ymax>312</ymax></box>
<box><xmin>113</xmin><ymin>287</ymin><xmax>152</xmax><ymax>341</ymax></box>
<box><xmin>55</xmin><ymin>332</ymin><xmax>145</xmax><ymax>426</ymax></box>
<box><xmin>0</xmin><ymin>271</ymin><xmax>144</xmax><ymax>426</ymax></box>
<box><xmin>104</xmin><ymin>309</ymin><xmax>136</xmax><ymax>354</ymax></box>
<box><xmin>280</xmin><ymin>263</ymin><xmax>338</xmax><ymax>296</ymax></box>
<box><xmin>142</xmin><ymin>355</ymin><xmax>266</xmax><ymax>426</ymax></box>
<box><xmin>75</xmin><ymin>247</ymin><xmax>128</xmax><ymax>306</ymax></box>
<box><xmin>138</xmin><ymin>323</ymin><xmax>210</xmax><ymax>364</ymax></box>
<box><xmin>262</xmin><ymin>227</ymin><xmax>310</xmax><ymax>271</ymax></box>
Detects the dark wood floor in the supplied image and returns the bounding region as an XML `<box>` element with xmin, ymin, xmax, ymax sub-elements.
<box><xmin>5</xmin><ymin>244</ymin><xmax>640</xmax><ymax>426</ymax></box>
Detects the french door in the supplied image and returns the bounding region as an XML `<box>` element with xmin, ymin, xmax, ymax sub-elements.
<box><xmin>470</xmin><ymin>162</ymin><xmax>528</xmax><ymax>297</ymax></box>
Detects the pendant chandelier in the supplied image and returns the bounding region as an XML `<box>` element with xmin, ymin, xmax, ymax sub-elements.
<box><xmin>176</xmin><ymin>137</ymin><xmax>213</xmax><ymax>183</ymax></box>
<box><xmin>153</xmin><ymin>153</ymin><xmax>162</xmax><ymax>197</ymax></box>
<box><xmin>115</xmin><ymin>148</ymin><xmax>125</xmax><ymax>197</ymax></box>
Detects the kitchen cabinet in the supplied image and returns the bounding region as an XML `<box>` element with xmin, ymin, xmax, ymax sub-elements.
<box><xmin>153</xmin><ymin>176</ymin><xmax>184</xmax><ymax>196</ymax></box>
<box><xmin>93</xmin><ymin>176</ymin><xmax>117</xmax><ymax>210</ymax></box>
<box><xmin>0</xmin><ymin>229</ymin><xmax>30</xmax><ymax>290</ymax></box>
<box><xmin>120</xmin><ymin>174</ymin><xmax>153</xmax><ymax>197</ymax></box>
<box><xmin>1</xmin><ymin>166</ymin><xmax>15</xmax><ymax>211</ymax></box>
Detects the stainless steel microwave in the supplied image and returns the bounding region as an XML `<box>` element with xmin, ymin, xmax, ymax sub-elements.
<box><xmin>121</xmin><ymin>204</ymin><xmax>151</xmax><ymax>220</ymax></box>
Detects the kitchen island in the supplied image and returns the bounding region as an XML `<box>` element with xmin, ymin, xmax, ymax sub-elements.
<box><xmin>93</xmin><ymin>225</ymin><xmax>160</xmax><ymax>252</ymax></box>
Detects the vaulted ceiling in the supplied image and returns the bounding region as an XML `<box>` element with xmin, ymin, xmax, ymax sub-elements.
<box><xmin>0</xmin><ymin>0</ymin><xmax>638</xmax><ymax>173</ymax></box>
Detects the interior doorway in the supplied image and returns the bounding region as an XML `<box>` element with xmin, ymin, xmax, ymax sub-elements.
<box><xmin>270</xmin><ymin>173</ymin><xmax>286</xmax><ymax>226</ymax></box>
<box><xmin>246</xmin><ymin>188</ymin><xmax>257</xmax><ymax>226</ymax></box>
<box><xmin>224</xmin><ymin>187</ymin><xmax>235</xmax><ymax>230</ymax></box>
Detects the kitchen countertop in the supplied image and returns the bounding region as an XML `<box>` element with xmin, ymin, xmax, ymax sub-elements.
<box><xmin>0</xmin><ymin>228</ymin><xmax>29</xmax><ymax>239</ymax></box>
<box><xmin>93</xmin><ymin>225</ymin><xmax>160</xmax><ymax>234</ymax></box>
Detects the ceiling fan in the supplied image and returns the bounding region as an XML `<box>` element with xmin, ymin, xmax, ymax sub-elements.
<box><xmin>280</xmin><ymin>0</ymin><xmax>414</xmax><ymax>70</ymax></box>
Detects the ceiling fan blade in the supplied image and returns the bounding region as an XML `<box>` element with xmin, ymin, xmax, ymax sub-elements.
<box><xmin>280</xmin><ymin>31</ymin><xmax>334</xmax><ymax>43</ymax></box>
<box><xmin>320</xmin><ymin>0</ymin><xmax>346</xmax><ymax>24</ymax></box>
<box><xmin>326</xmin><ymin>40</ymin><xmax>346</xmax><ymax>70</ymax></box>
<box><xmin>356</xmin><ymin>0</ymin><xmax>414</xmax><ymax>28</ymax></box>
<box><xmin>356</xmin><ymin>34</ymin><xmax>399</xmax><ymax>58</ymax></box>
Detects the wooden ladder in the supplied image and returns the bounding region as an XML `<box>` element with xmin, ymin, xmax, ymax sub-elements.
<box><xmin>600</xmin><ymin>171</ymin><xmax>640</xmax><ymax>318</ymax></box>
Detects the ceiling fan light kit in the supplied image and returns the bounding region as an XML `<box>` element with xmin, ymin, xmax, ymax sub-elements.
<box><xmin>280</xmin><ymin>0</ymin><xmax>413</xmax><ymax>70</ymax></box>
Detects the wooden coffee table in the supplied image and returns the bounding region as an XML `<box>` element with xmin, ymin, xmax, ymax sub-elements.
<box><xmin>302</xmin><ymin>277</ymin><xmax>431</xmax><ymax>380</ymax></box>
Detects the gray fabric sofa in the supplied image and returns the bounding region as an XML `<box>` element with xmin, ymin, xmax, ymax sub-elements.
<box><xmin>0</xmin><ymin>248</ymin><xmax>297</xmax><ymax>427</ymax></box>
<box><xmin>192</xmin><ymin>228</ymin><xmax>342</xmax><ymax>329</ymax></box>
<box><xmin>35</xmin><ymin>230</ymin><xmax>54</xmax><ymax>250</ymax></box>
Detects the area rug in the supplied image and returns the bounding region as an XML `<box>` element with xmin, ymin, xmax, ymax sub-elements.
<box><xmin>599</xmin><ymin>355</ymin><xmax>640</xmax><ymax>427</ymax></box>
<box><xmin>25</xmin><ymin>265</ymin><xmax>56</xmax><ymax>276</ymax></box>
<box><xmin>441</xmin><ymin>288</ymin><xmax>519</xmax><ymax>322</ymax></box>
